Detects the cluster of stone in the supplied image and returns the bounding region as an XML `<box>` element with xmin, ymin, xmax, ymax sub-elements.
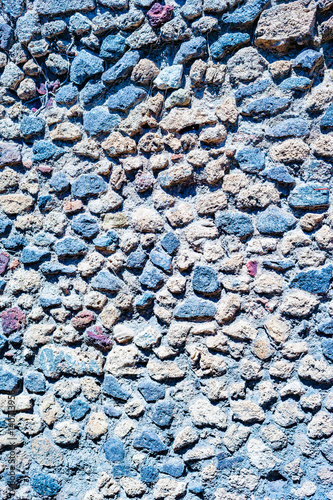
<box><xmin>1</xmin><ymin>0</ymin><xmax>333</xmax><ymax>498</ymax></box>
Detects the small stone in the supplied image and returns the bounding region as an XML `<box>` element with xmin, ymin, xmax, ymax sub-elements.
<box><xmin>133</xmin><ymin>428</ymin><xmax>167</xmax><ymax>452</ymax></box>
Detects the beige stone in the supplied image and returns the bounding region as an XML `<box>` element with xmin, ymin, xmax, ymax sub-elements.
<box><xmin>0</xmin><ymin>194</ymin><xmax>34</xmax><ymax>214</ymax></box>
<box><xmin>186</xmin><ymin>148</ymin><xmax>210</xmax><ymax>167</ymax></box>
<box><xmin>269</xmin><ymin>60</ymin><xmax>292</xmax><ymax>78</ymax></box>
<box><xmin>300</xmin><ymin>213</ymin><xmax>325</xmax><ymax>232</ymax></box>
<box><xmin>40</xmin><ymin>394</ymin><xmax>63</xmax><ymax>426</ymax></box>
<box><xmin>50</xmin><ymin>122</ymin><xmax>82</xmax><ymax>141</ymax></box>
<box><xmin>247</xmin><ymin>437</ymin><xmax>278</xmax><ymax>469</ymax></box>
<box><xmin>52</xmin><ymin>420</ymin><xmax>81</xmax><ymax>444</ymax></box>
<box><xmin>86</xmin><ymin>412</ymin><xmax>108</xmax><ymax>439</ymax></box>
<box><xmin>154</xmin><ymin>477</ymin><xmax>187</xmax><ymax>500</ymax></box>
<box><xmin>236</xmin><ymin>183</ymin><xmax>280</xmax><ymax>210</ymax></box>
<box><xmin>215</xmin><ymin>96</ymin><xmax>238</xmax><ymax>124</ymax></box>
<box><xmin>253</xmin><ymin>272</ymin><xmax>283</xmax><ymax>295</ymax></box>
<box><xmin>105</xmin><ymin>345</ymin><xmax>144</xmax><ymax>376</ymax></box>
<box><xmin>223</xmin><ymin>320</ymin><xmax>257</xmax><ymax>341</ymax></box>
<box><xmin>281</xmin><ymin>290</ymin><xmax>319</xmax><ymax>317</ymax></box>
<box><xmin>97</xmin><ymin>472</ymin><xmax>120</xmax><ymax>498</ymax></box>
<box><xmin>102</xmin><ymin>131</ymin><xmax>136</xmax><ymax>157</ymax></box>
<box><xmin>312</xmin><ymin>134</ymin><xmax>333</xmax><ymax>157</ymax></box>
<box><xmin>264</xmin><ymin>316</ymin><xmax>290</xmax><ymax>343</ymax></box>
<box><xmin>231</xmin><ymin>401</ymin><xmax>265</xmax><ymax>424</ymax></box>
<box><xmin>315</xmin><ymin>225</ymin><xmax>333</xmax><ymax>250</ymax></box>
<box><xmin>196</xmin><ymin>191</ymin><xmax>227</xmax><ymax>215</ymax></box>
<box><xmin>281</xmin><ymin>229</ymin><xmax>311</xmax><ymax>255</ymax></box>
<box><xmin>222</xmin><ymin>171</ymin><xmax>247</xmax><ymax>194</ymax></box>
<box><xmin>160</xmin><ymin>107</ymin><xmax>217</xmax><ymax>133</ymax></box>
<box><xmin>132</xmin><ymin>206</ymin><xmax>164</xmax><ymax>233</ymax></box>
<box><xmin>255</xmin><ymin>0</ymin><xmax>316</xmax><ymax>52</ymax></box>
<box><xmin>166</xmin><ymin>202</ymin><xmax>195</xmax><ymax>228</ymax></box>
<box><xmin>270</xmin><ymin>139</ymin><xmax>310</xmax><ymax>163</ymax></box>
<box><xmin>147</xmin><ymin>359</ymin><xmax>185</xmax><ymax>381</ymax></box>
<box><xmin>23</xmin><ymin>324</ymin><xmax>56</xmax><ymax>348</ymax></box>
<box><xmin>189</xmin><ymin>397</ymin><xmax>227</xmax><ymax>429</ymax></box>
<box><xmin>73</xmin><ymin>138</ymin><xmax>101</xmax><ymax>160</ymax></box>
<box><xmin>30</xmin><ymin>436</ymin><xmax>63</xmax><ymax>467</ymax></box>
<box><xmin>199</xmin><ymin>124</ymin><xmax>227</xmax><ymax>144</ymax></box>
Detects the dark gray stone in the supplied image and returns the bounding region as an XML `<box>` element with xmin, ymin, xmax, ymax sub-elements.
<box><xmin>133</xmin><ymin>428</ymin><xmax>168</xmax><ymax>453</ymax></box>
<box><xmin>100</xmin><ymin>34</ymin><xmax>126</xmax><ymax>61</ymax></box>
<box><xmin>70</xmin><ymin>50</ymin><xmax>104</xmax><ymax>85</ymax></box>
<box><xmin>256</xmin><ymin>206</ymin><xmax>296</xmax><ymax>235</ymax></box>
<box><xmin>235</xmin><ymin>147</ymin><xmax>265</xmax><ymax>173</ymax></box>
<box><xmin>55</xmin><ymin>83</ymin><xmax>79</xmax><ymax>106</ymax></box>
<box><xmin>102</xmin><ymin>374</ymin><xmax>131</xmax><ymax>401</ymax></box>
<box><xmin>290</xmin><ymin>265</ymin><xmax>332</xmax><ymax>294</ymax></box>
<box><xmin>216</xmin><ymin>211</ymin><xmax>254</xmax><ymax>238</ymax></box>
<box><xmin>91</xmin><ymin>270</ymin><xmax>123</xmax><ymax>292</ymax></box>
<box><xmin>71</xmin><ymin>214</ymin><xmax>99</xmax><ymax>239</ymax></box>
<box><xmin>71</xmin><ymin>174</ymin><xmax>108</xmax><ymax>198</ymax></box>
<box><xmin>83</xmin><ymin>106</ymin><xmax>119</xmax><ymax>136</ymax></box>
<box><xmin>102</xmin><ymin>51</ymin><xmax>140</xmax><ymax>85</ymax></box>
<box><xmin>107</xmin><ymin>85</ymin><xmax>147</xmax><ymax>112</ymax></box>
<box><xmin>55</xmin><ymin>237</ymin><xmax>88</xmax><ymax>258</ymax></box>
<box><xmin>139</xmin><ymin>264</ymin><xmax>165</xmax><ymax>290</ymax></box>
<box><xmin>288</xmin><ymin>183</ymin><xmax>329</xmax><ymax>209</ymax></box>
<box><xmin>192</xmin><ymin>265</ymin><xmax>220</xmax><ymax>295</ymax></box>
<box><xmin>104</xmin><ymin>437</ymin><xmax>125</xmax><ymax>461</ymax></box>
<box><xmin>242</xmin><ymin>96</ymin><xmax>291</xmax><ymax>118</ymax></box>
<box><xmin>266</xmin><ymin>118</ymin><xmax>310</xmax><ymax>138</ymax></box>
<box><xmin>211</xmin><ymin>32</ymin><xmax>250</xmax><ymax>59</ymax></box>
<box><xmin>174</xmin><ymin>36</ymin><xmax>207</xmax><ymax>64</ymax></box>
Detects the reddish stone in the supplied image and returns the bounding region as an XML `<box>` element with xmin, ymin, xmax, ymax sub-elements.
<box><xmin>1</xmin><ymin>307</ymin><xmax>26</xmax><ymax>334</ymax></box>
<box><xmin>0</xmin><ymin>143</ymin><xmax>21</xmax><ymax>167</ymax></box>
<box><xmin>171</xmin><ymin>154</ymin><xmax>183</xmax><ymax>161</ymax></box>
<box><xmin>246</xmin><ymin>260</ymin><xmax>257</xmax><ymax>277</ymax></box>
<box><xmin>147</xmin><ymin>3</ymin><xmax>173</xmax><ymax>27</ymax></box>
<box><xmin>0</xmin><ymin>252</ymin><xmax>9</xmax><ymax>275</ymax></box>
<box><xmin>134</xmin><ymin>171</ymin><xmax>154</xmax><ymax>193</ymax></box>
<box><xmin>37</xmin><ymin>165</ymin><xmax>53</xmax><ymax>173</ymax></box>
<box><xmin>9</xmin><ymin>259</ymin><xmax>19</xmax><ymax>270</ymax></box>
<box><xmin>72</xmin><ymin>310</ymin><xmax>95</xmax><ymax>329</ymax></box>
<box><xmin>86</xmin><ymin>326</ymin><xmax>112</xmax><ymax>352</ymax></box>
<box><xmin>64</xmin><ymin>200</ymin><xmax>84</xmax><ymax>214</ymax></box>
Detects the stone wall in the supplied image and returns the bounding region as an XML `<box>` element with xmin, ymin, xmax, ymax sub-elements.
<box><xmin>0</xmin><ymin>0</ymin><xmax>333</xmax><ymax>498</ymax></box>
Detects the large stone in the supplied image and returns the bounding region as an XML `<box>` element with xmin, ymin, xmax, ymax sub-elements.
<box><xmin>290</xmin><ymin>265</ymin><xmax>332</xmax><ymax>294</ymax></box>
<box><xmin>34</xmin><ymin>0</ymin><xmax>95</xmax><ymax>15</ymax></box>
<box><xmin>255</xmin><ymin>0</ymin><xmax>317</xmax><ymax>52</ymax></box>
<box><xmin>189</xmin><ymin>398</ymin><xmax>227</xmax><ymax>429</ymax></box>
<box><xmin>70</xmin><ymin>50</ymin><xmax>104</xmax><ymax>85</ymax></box>
<box><xmin>227</xmin><ymin>47</ymin><xmax>267</xmax><ymax>84</ymax></box>
<box><xmin>174</xmin><ymin>297</ymin><xmax>217</xmax><ymax>320</ymax></box>
<box><xmin>37</xmin><ymin>345</ymin><xmax>104</xmax><ymax>379</ymax></box>
<box><xmin>256</xmin><ymin>206</ymin><xmax>296</xmax><ymax>235</ymax></box>
<box><xmin>231</xmin><ymin>401</ymin><xmax>265</xmax><ymax>424</ymax></box>
<box><xmin>160</xmin><ymin>107</ymin><xmax>216</xmax><ymax>132</ymax></box>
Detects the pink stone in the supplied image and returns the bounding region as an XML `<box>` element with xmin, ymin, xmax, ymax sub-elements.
<box><xmin>147</xmin><ymin>3</ymin><xmax>173</xmax><ymax>27</ymax></box>
<box><xmin>0</xmin><ymin>252</ymin><xmax>9</xmax><ymax>275</ymax></box>
<box><xmin>87</xmin><ymin>326</ymin><xmax>112</xmax><ymax>352</ymax></box>
<box><xmin>0</xmin><ymin>143</ymin><xmax>21</xmax><ymax>167</ymax></box>
<box><xmin>1</xmin><ymin>307</ymin><xmax>26</xmax><ymax>334</ymax></box>
<box><xmin>37</xmin><ymin>165</ymin><xmax>53</xmax><ymax>173</ymax></box>
<box><xmin>246</xmin><ymin>260</ymin><xmax>257</xmax><ymax>277</ymax></box>
<box><xmin>72</xmin><ymin>310</ymin><xmax>95</xmax><ymax>329</ymax></box>
<box><xmin>135</xmin><ymin>170</ymin><xmax>154</xmax><ymax>193</ymax></box>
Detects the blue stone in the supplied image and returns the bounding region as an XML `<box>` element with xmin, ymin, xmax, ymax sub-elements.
<box><xmin>174</xmin><ymin>297</ymin><xmax>217</xmax><ymax>320</ymax></box>
<box><xmin>21</xmin><ymin>246</ymin><xmax>50</xmax><ymax>264</ymax></box>
<box><xmin>210</xmin><ymin>32</ymin><xmax>250</xmax><ymax>59</ymax></box>
<box><xmin>152</xmin><ymin>400</ymin><xmax>175</xmax><ymax>427</ymax></box>
<box><xmin>83</xmin><ymin>106</ymin><xmax>119</xmax><ymax>136</ymax></box>
<box><xmin>290</xmin><ymin>265</ymin><xmax>332</xmax><ymax>294</ymax></box>
<box><xmin>100</xmin><ymin>34</ymin><xmax>126</xmax><ymax>61</ymax></box>
<box><xmin>133</xmin><ymin>428</ymin><xmax>168</xmax><ymax>453</ymax></box>
<box><xmin>0</xmin><ymin>214</ymin><xmax>12</xmax><ymax>235</ymax></box>
<box><xmin>126</xmin><ymin>251</ymin><xmax>147</xmax><ymax>270</ymax></box>
<box><xmin>293</xmin><ymin>49</ymin><xmax>323</xmax><ymax>74</ymax></box>
<box><xmin>216</xmin><ymin>211</ymin><xmax>253</xmax><ymax>238</ymax></box>
<box><xmin>0</xmin><ymin>280</ymin><xmax>5</xmax><ymax>293</ymax></box>
<box><xmin>141</xmin><ymin>465</ymin><xmax>159</xmax><ymax>484</ymax></box>
<box><xmin>321</xmin><ymin>104</ymin><xmax>333</xmax><ymax>130</ymax></box>
<box><xmin>25</xmin><ymin>371</ymin><xmax>46</xmax><ymax>393</ymax></box>
<box><xmin>32</xmin><ymin>140</ymin><xmax>63</xmax><ymax>162</ymax></box>
<box><xmin>80</xmin><ymin>81</ymin><xmax>106</xmax><ymax>106</ymax></box>
<box><xmin>279</xmin><ymin>76</ymin><xmax>312</xmax><ymax>92</ymax></box>
<box><xmin>40</xmin><ymin>295</ymin><xmax>61</xmax><ymax>308</ymax></box>
<box><xmin>256</xmin><ymin>206</ymin><xmax>296</xmax><ymax>235</ymax></box>
<box><xmin>267</xmin><ymin>118</ymin><xmax>310</xmax><ymax>138</ymax></box>
<box><xmin>242</xmin><ymin>96</ymin><xmax>291</xmax><ymax>118</ymax></box>
<box><xmin>20</xmin><ymin>115</ymin><xmax>45</xmax><ymax>139</ymax></box>
<box><xmin>189</xmin><ymin>480</ymin><xmax>203</xmax><ymax>494</ymax></box>
<box><xmin>104</xmin><ymin>405</ymin><xmax>122</xmax><ymax>418</ymax></box>
<box><xmin>107</xmin><ymin>85</ymin><xmax>147</xmax><ymax>113</ymax></box>
<box><xmin>70</xmin><ymin>50</ymin><xmax>104</xmax><ymax>85</ymax></box>
<box><xmin>138</xmin><ymin>380</ymin><xmax>165</xmax><ymax>402</ymax></box>
<box><xmin>174</xmin><ymin>36</ymin><xmax>206</xmax><ymax>64</ymax></box>
<box><xmin>318</xmin><ymin>320</ymin><xmax>333</xmax><ymax>336</ymax></box>
<box><xmin>217</xmin><ymin>455</ymin><xmax>244</xmax><ymax>469</ymax></box>
<box><xmin>288</xmin><ymin>183</ymin><xmax>329</xmax><ymax>209</ymax></box>
<box><xmin>235</xmin><ymin>79</ymin><xmax>270</xmax><ymax>102</ymax></box>
<box><xmin>8</xmin><ymin>332</ymin><xmax>22</xmax><ymax>347</ymax></box>
<box><xmin>70</xmin><ymin>399</ymin><xmax>90</xmax><ymax>420</ymax></box>
<box><xmin>93</xmin><ymin>230</ymin><xmax>119</xmax><ymax>252</ymax></box>
<box><xmin>102</xmin><ymin>374</ymin><xmax>131</xmax><ymax>401</ymax></box>
<box><xmin>33</xmin><ymin>232</ymin><xmax>56</xmax><ymax>247</ymax></box>
<box><xmin>135</xmin><ymin>292</ymin><xmax>155</xmax><ymax>309</ymax></box>
<box><xmin>160</xmin><ymin>458</ymin><xmax>184</xmax><ymax>478</ymax></box>
<box><xmin>192</xmin><ymin>265</ymin><xmax>220</xmax><ymax>295</ymax></box>
<box><xmin>222</xmin><ymin>0</ymin><xmax>268</xmax><ymax>28</ymax></box>
<box><xmin>104</xmin><ymin>437</ymin><xmax>125</xmax><ymax>461</ymax></box>
<box><xmin>38</xmin><ymin>195</ymin><xmax>56</xmax><ymax>213</ymax></box>
<box><xmin>262</xmin><ymin>259</ymin><xmax>294</xmax><ymax>272</ymax></box>
<box><xmin>91</xmin><ymin>270</ymin><xmax>123</xmax><ymax>293</ymax></box>
<box><xmin>0</xmin><ymin>334</ymin><xmax>7</xmax><ymax>351</ymax></box>
<box><xmin>113</xmin><ymin>464</ymin><xmax>135</xmax><ymax>478</ymax></box>
<box><xmin>0</xmin><ymin>22</ymin><xmax>13</xmax><ymax>50</ymax></box>
<box><xmin>41</xmin><ymin>262</ymin><xmax>76</xmax><ymax>275</ymax></box>
<box><xmin>160</xmin><ymin>232</ymin><xmax>180</xmax><ymax>254</ymax></box>
<box><xmin>3</xmin><ymin>233</ymin><xmax>27</xmax><ymax>250</ymax></box>
<box><xmin>322</xmin><ymin>338</ymin><xmax>333</xmax><ymax>361</ymax></box>
<box><xmin>150</xmin><ymin>249</ymin><xmax>172</xmax><ymax>273</ymax></box>
<box><xmin>71</xmin><ymin>174</ymin><xmax>108</xmax><ymax>198</ymax></box>
<box><xmin>55</xmin><ymin>237</ymin><xmax>88</xmax><ymax>258</ymax></box>
<box><xmin>55</xmin><ymin>82</ymin><xmax>78</xmax><ymax>105</ymax></box>
<box><xmin>71</xmin><ymin>214</ymin><xmax>99</xmax><ymax>239</ymax></box>
<box><xmin>49</xmin><ymin>172</ymin><xmax>70</xmax><ymax>192</ymax></box>
<box><xmin>139</xmin><ymin>264</ymin><xmax>165</xmax><ymax>290</ymax></box>
<box><xmin>102</xmin><ymin>51</ymin><xmax>140</xmax><ymax>85</ymax></box>
<box><xmin>235</xmin><ymin>147</ymin><xmax>265</xmax><ymax>173</ymax></box>
<box><xmin>31</xmin><ymin>474</ymin><xmax>61</xmax><ymax>497</ymax></box>
<box><xmin>262</xmin><ymin>166</ymin><xmax>295</xmax><ymax>185</ymax></box>
<box><xmin>0</xmin><ymin>370</ymin><xmax>21</xmax><ymax>392</ymax></box>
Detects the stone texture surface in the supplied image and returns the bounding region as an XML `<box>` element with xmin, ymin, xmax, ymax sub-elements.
<box><xmin>0</xmin><ymin>2</ymin><xmax>331</xmax><ymax>499</ymax></box>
